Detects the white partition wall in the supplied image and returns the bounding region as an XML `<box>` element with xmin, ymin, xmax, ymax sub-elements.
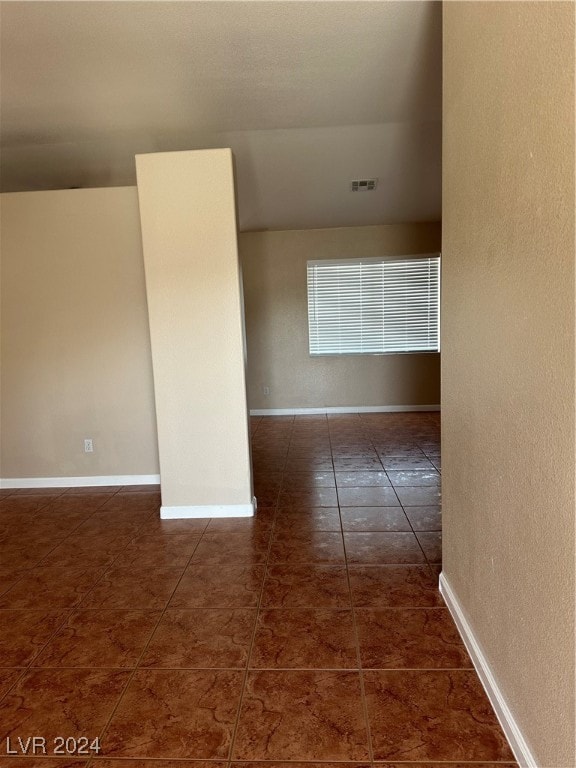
<box><xmin>135</xmin><ymin>149</ymin><xmax>254</xmax><ymax>518</ymax></box>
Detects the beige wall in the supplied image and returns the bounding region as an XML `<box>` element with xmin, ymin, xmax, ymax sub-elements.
<box><xmin>442</xmin><ymin>3</ymin><xmax>575</xmax><ymax>766</ymax></box>
<box><xmin>1</xmin><ymin>185</ymin><xmax>440</xmax><ymax>481</ymax></box>
<box><xmin>0</xmin><ymin>187</ymin><xmax>159</xmax><ymax>479</ymax></box>
<box><xmin>240</xmin><ymin>224</ymin><xmax>441</xmax><ymax>410</ymax></box>
<box><xmin>135</xmin><ymin>149</ymin><xmax>252</xmax><ymax>512</ymax></box>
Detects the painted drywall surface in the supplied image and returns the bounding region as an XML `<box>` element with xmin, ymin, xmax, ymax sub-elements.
<box><xmin>135</xmin><ymin>149</ymin><xmax>252</xmax><ymax>509</ymax></box>
<box><xmin>1</xmin><ymin>187</ymin><xmax>440</xmax><ymax>480</ymax></box>
<box><xmin>0</xmin><ymin>187</ymin><xmax>159</xmax><ymax>478</ymax></box>
<box><xmin>240</xmin><ymin>224</ymin><xmax>441</xmax><ymax>410</ymax></box>
<box><xmin>442</xmin><ymin>3</ymin><xmax>575</xmax><ymax>765</ymax></box>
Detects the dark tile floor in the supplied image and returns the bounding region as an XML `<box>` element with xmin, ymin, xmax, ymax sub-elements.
<box><xmin>0</xmin><ymin>412</ymin><xmax>516</xmax><ymax>766</ymax></box>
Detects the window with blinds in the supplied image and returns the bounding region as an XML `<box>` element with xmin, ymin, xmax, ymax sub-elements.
<box><xmin>307</xmin><ymin>255</ymin><xmax>440</xmax><ymax>355</ymax></box>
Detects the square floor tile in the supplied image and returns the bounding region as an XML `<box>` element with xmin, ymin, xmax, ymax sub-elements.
<box><xmin>13</xmin><ymin>488</ymin><xmax>67</xmax><ymax>497</ymax></box>
<box><xmin>0</xmin><ymin>571</ymin><xmax>25</xmax><ymax>598</ymax></box>
<box><xmin>136</xmin><ymin>516</ymin><xmax>210</xmax><ymax>535</ymax></box>
<box><xmin>121</xmin><ymin>534</ymin><xmax>201</xmax><ymax>568</ymax></box>
<box><xmin>395</xmin><ymin>487</ymin><xmax>441</xmax><ymax>507</ymax></box>
<box><xmin>140</xmin><ymin>609</ymin><xmax>256</xmax><ymax>668</ymax></box>
<box><xmin>0</xmin><ymin>669</ymin><xmax>130</xmax><ymax>748</ymax></box>
<box><xmin>0</xmin><ymin>567</ymin><xmax>105</xmax><ymax>610</ymax></box>
<box><xmin>234</xmin><ymin>670</ymin><xmax>369</xmax><ymax>760</ymax></box>
<box><xmin>281</xmin><ymin>472</ymin><xmax>336</xmax><ymax>489</ymax></box>
<box><xmin>0</xmin><ymin>521</ymin><xmax>37</xmax><ymax>542</ymax></box>
<box><xmin>348</xmin><ymin>566</ymin><xmax>443</xmax><ymax>607</ymax></box>
<box><xmin>374</xmin><ymin>761</ymin><xmax>518</xmax><ymax>768</ymax></box>
<box><xmin>103</xmin><ymin>669</ymin><xmax>243</xmax><ymax>759</ymax></box>
<box><xmin>376</xmin><ymin>447</ymin><xmax>425</xmax><ymax>458</ymax></box>
<box><xmin>404</xmin><ymin>506</ymin><xmax>442</xmax><ymax>531</ymax></box>
<box><xmin>73</xmin><ymin>518</ymin><xmax>145</xmax><ymax>538</ymax></box>
<box><xmin>252</xmin><ymin>461</ymin><xmax>287</xmax><ymax>473</ymax></box>
<box><xmin>250</xmin><ymin>609</ymin><xmax>357</xmax><ymax>669</ymax></box>
<box><xmin>0</xmin><ymin>497</ymin><xmax>53</xmax><ymax>514</ymax></box>
<box><xmin>372</xmin><ymin>764</ymin><xmax>515</xmax><ymax>768</ymax></box>
<box><xmin>338</xmin><ymin>487</ymin><xmax>400</xmax><ymax>507</ymax></box>
<box><xmin>206</xmin><ymin>517</ymin><xmax>274</xmax><ymax>533</ymax></box>
<box><xmin>46</xmin><ymin>493</ymin><xmax>115</xmax><ymax>513</ymax></box>
<box><xmin>79</xmin><ymin>568</ymin><xmax>183</xmax><ymax>610</ymax></box>
<box><xmin>278</xmin><ymin>488</ymin><xmax>339</xmax><ymax>507</ymax></box>
<box><xmin>288</xmin><ymin>444</ymin><xmax>332</xmax><ymax>459</ymax></box>
<box><xmin>344</xmin><ymin>533</ymin><xmax>426</xmax><ymax>564</ymax></box>
<box><xmin>169</xmin><ymin>565</ymin><xmax>265</xmax><ymax>608</ymax></box>
<box><xmin>95</xmin><ymin>762</ymin><xmax>227</xmax><ymax>768</ymax></box>
<box><xmin>0</xmin><ymin>760</ymin><xmax>89</xmax><ymax>767</ymax></box>
<box><xmin>335</xmin><ymin>471</ymin><xmax>391</xmax><ymax>487</ymax></box>
<box><xmin>387</xmin><ymin>470</ymin><xmax>440</xmax><ymax>487</ymax></box>
<box><xmin>38</xmin><ymin>534</ymin><xmax>131</xmax><ymax>569</ymax></box>
<box><xmin>284</xmin><ymin>460</ymin><xmax>334</xmax><ymax>474</ymax></box>
<box><xmin>64</xmin><ymin>486</ymin><xmax>119</xmax><ymax>494</ymax></box>
<box><xmin>0</xmin><ymin>510</ymin><xmax>25</xmax><ymax>532</ymax></box>
<box><xmin>381</xmin><ymin>458</ymin><xmax>436</xmax><ymax>471</ymax></box>
<box><xmin>191</xmin><ymin>531</ymin><xmax>270</xmax><ymax>565</ymax></box>
<box><xmin>231</xmin><ymin>763</ymin><xmax>370</xmax><ymax>768</ymax></box>
<box><xmin>0</xmin><ymin>610</ymin><xmax>65</xmax><ymax>666</ymax></box>
<box><xmin>355</xmin><ymin>608</ymin><xmax>471</xmax><ymax>668</ymax></box>
<box><xmin>0</xmin><ymin>669</ymin><xmax>23</xmax><ymax>697</ymax></box>
<box><xmin>416</xmin><ymin>532</ymin><xmax>442</xmax><ymax>563</ymax></box>
<box><xmin>98</xmin><ymin>492</ymin><xmax>160</xmax><ymax>512</ymax></box>
<box><xmin>333</xmin><ymin>458</ymin><xmax>382</xmax><ymax>471</ymax></box>
<box><xmin>254</xmin><ymin>490</ymin><xmax>282</xmax><ymax>507</ymax></box>
<box><xmin>340</xmin><ymin>507</ymin><xmax>411</xmax><ymax>532</ymax></box>
<box><xmin>232</xmin><ymin>764</ymin><xmax>370</xmax><ymax>768</ymax></box>
<box><xmin>121</xmin><ymin>484</ymin><xmax>161</xmax><ymax>493</ymax></box>
<box><xmin>288</xmin><ymin>444</ymin><xmax>331</xmax><ymax>454</ymax></box>
<box><xmin>261</xmin><ymin>565</ymin><xmax>351</xmax><ymax>608</ymax></box>
<box><xmin>268</xmin><ymin>532</ymin><xmax>345</xmax><ymax>564</ymax></box>
<box><xmin>32</xmin><ymin>610</ymin><xmax>160</xmax><ymax>668</ymax></box>
<box><xmin>94</xmin><ymin>508</ymin><xmax>155</xmax><ymax>526</ymax></box>
<box><xmin>253</xmin><ymin>474</ymin><xmax>283</xmax><ymax>496</ymax></box>
<box><xmin>364</xmin><ymin>670</ymin><xmax>515</xmax><ymax>761</ymax></box>
<box><xmin>0</xmin><ymin>541</ymin><xmax>57</xmax><ymax>571</ymax></box>
<box><xmin>274</xmin><ymin>508</ymin><xmax>341</xmax><ymax>533</ymax></box>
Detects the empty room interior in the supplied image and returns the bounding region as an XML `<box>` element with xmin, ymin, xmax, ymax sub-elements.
<box><xmin>0</xmin><ymin>2</ymin><xmax>574</xmax><ymax>767</ymax></box>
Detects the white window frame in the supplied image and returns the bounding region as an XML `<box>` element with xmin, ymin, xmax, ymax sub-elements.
<box><xmin>307</xmin><ymin>254</ymin><xmax>441</xmax><ymax>356</ymax></box>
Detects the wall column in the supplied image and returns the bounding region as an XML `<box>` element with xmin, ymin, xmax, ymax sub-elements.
<box><xmin>136</xmin><ymin>149</ymin><xmax>254</xmax><ymax>518</ymax></box>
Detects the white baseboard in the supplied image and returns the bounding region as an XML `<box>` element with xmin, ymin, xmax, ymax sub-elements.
<box><xmin>250</xmin><ymin>405</ymin><xmax>440</xmax><ymax>416</ymax></box>
<box><xmin>0</xmin><ymin>474</ymin><xmax>160</xmax><ymax>489</ymax></box>
<box><xmin>161</xmin><ymin>496</ymin><xmax>257</xmax><ymax>519</ymax></box>
<box><xmin>439</xmin><ymin>572</ymin><xmax>537</xmax><ymax>768</ymax></box>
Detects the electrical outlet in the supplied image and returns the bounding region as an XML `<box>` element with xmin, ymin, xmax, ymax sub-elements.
<box><xmin>262</xmin><ymin>386</ymin><xmax>270</xmax><ymax>396</ymax></box>
<box><xmin>84</xmin><ymin>438</ymin><xmax>94</xmax><ymax>453</ymax></box>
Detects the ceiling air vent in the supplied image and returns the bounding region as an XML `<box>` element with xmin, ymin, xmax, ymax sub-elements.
<box><xmin>351</xmin><ymin>178</ymin><xmax>378</xmax><ymax>192</ymax></box>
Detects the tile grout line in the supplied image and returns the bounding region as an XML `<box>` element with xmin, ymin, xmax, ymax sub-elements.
<box><xmin>2</xmin><ymin>665</ymin><xmax>477</xmax><ymax>672</ymax></box>
<box><xmin>328</xmin><ymin>415</ymin><xmax>375</xmax><ymax>767</ymax></box>
<box><xmin>31</xmin><ymin>488</ymin><xmax>129</xmax><ymax>564</ymax></box>
<box><xmin>379</xmin><ymin>455</ymin><xmax>438</xmax><ymax>574</ymax></box>
<box><xmin>88</xmin><ymin>529</ymin><xmax>206</xmax><ymax>758</ymax></box>
<box><xmin>225</xmin><ymin>417</ymin><xmax>293</xmax><ymax>767</ymax></box>
<box><xmin>23</xmin><ymin>516</ymin><xmax>200</xmax><ymax>667</ymax></box>
<box><xmin>0</xmin><ymin>487</ymin><xmax>139</xmax><ymax>707</ymax></box>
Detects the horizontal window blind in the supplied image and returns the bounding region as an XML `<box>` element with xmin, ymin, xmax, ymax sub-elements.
<box><xmin>307</xmin><ymin>255</ymin><xmax>440</xmax><ymax>355</ymax></box>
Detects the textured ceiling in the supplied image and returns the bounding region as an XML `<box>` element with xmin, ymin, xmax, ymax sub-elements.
<box><xmin>0</xmin><ymin>1</ymin><xmax>442</xmax><ymax>230</ymax></box>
